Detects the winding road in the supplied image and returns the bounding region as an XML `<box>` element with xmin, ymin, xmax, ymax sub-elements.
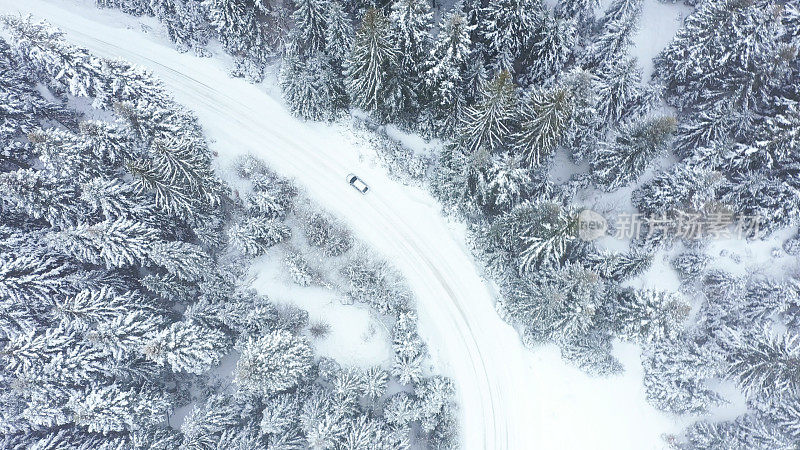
<box><xmin>1</xmin><ymin>1</ymin><xmax>535</xmax><ymax>447</ymax></box>
<box><xmin>0</xmin><ymin>1</ymin><xmax>681</xmax><ymax>448</ymax></box>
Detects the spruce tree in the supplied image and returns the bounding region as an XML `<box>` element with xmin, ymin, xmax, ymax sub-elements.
<box><xmin>346</xmin><ymin>8</ymin><xmax>397</xmax><ymax>112</ymax></box>
<box><xmin>386</xmin><ymin>0</ymin><xmax>433</xmax><ymax>122</ymax></box>
<box><xmin>590</xmin><ymin>115</ymin><xmax>676</xmax><ymax>190</ymax></box>
<box><xmin>427</xmin><ymin>8</ymin><xmax>473</xmax><ymax>135</ymax></box>
<box><xmin>513</xmin><ymin>86</ymin><xmax>575</xmax><ymax>167</ymax></box>
<box><xmin>234</xmin><ymin>330</ymin><xmax>313</xmax><ymax>395</ymax></box>
<box><xmin>459</xmin><ymin>70</ymin><xmax>517</xmax><ymax>153</ymax></box>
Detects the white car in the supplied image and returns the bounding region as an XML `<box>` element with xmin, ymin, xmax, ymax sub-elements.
<box><xmin>346</xmin><ymin>173</ymin><xmax>369</xmax><ymax>194</ymax></box>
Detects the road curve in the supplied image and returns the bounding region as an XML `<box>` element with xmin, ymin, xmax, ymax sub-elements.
<box><xmin>0</xmin><ymin>1</ymin><xmax>542</xmax><ymax>448</ymax></box>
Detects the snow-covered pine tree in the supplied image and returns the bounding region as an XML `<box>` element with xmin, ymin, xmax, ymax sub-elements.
<box><xmin>502</xmin><ymin>262</ymin><xmax>604</xmax><ymax>347</ymax></box>
<box><xmin>234</xmin><ymin>330</ymin><xmax>313</xmax><ymax>394</ymax></box>
<box><xmin>586</xmin><ymin>249</ymin><xmax>653</xmax><ymax>282</ymax></box>
<box><xmin>525</xmin><ymin>11</ymin><xmax>576</xmax><ymax>83</ymax></box>
<box><xmin>325</xmin><ymin>0</ymin><xmax>353</xmax><ymax>64</ymax></box>
<box><xmin>386</xmin><ymin>0</ymin><xmax>433</xmax><ymax>123</ymax></box>
<box><xmin>44</xmin><ymin>218</ymin><xmax>157</xmax><ymax>269</ymax></box>
<box><xmin>346</xmin><ymin>8</ymin><xmax>397</xmax><ymax>113</ymax></box>
<box><xmin>604</xmin><ymin>288</ymin><xmax>690</xmax><ymax>344</ymax></box>
<box><xmin>289</xmin><ymin>0</ymin><xmax>328</xmax><ymax>56</ymax></box>
<box><xmin>482</xmin><ymin>153</ymin><xmax>533</xmax><ymax>214</ymax></box>
<box><xmin>459</xmin><ymin>70</ymin><xmax>517</xmax><ymax>153</ymax></box>
<box><xmin>228</xmin><ymin>216</ymin><xmax>291</xmax><ymax>256</ymax></box>
<box><xmin>556</xmin><ymin>0</ymin><xmax>598</xmax><ymax>38</ymax></box>
<box><xmin>143</xmin><ymin>320</ymin><xmax>229</xmax><ymax>374</ymax></box>
<box><xmin>582</xmin><ymin>0</ymin><xmax>642</xmax><ymax>67</ymax></box>
<box><xmin>632</xmin><ymin>161</ymin><xmax>722</xmax><ymax>218</ymax></box>
<box><xmin>96</xmin><ymin>0</ymin><xmax>152</xmax><ymax>15</ymax></box>
<box><xmin>204</xmin><ymin>0</ymin><xmax>277</xmax><ymax>81</ymax></box>
<box><xmin>480</xmin><ymin>0</ymin><xmax>541</xmax><ymax>74</ymax></box>
<box><xmin>590</xmin><ymin>115</ymin><xmax>676</xmax><ymax>190</ymax></box>
<box><xmin>513</xmin><ymin>85</ymin><xmax>575</xmax><ymax>167</ymax></box>
<box><xmin>150</xmin><ymin>0</ymin><xmax>212</xmax><ymax>54</ymax></box>
<box><xmin>641</xmin><ymin>334</ymin><xmax>725</xmax><ymax>415</ymax></box>
<box><xmin>594</xmin><ymin>57</ymin><xmax>653</xmax><ymax>125</ymax></box>
<box><xmin>655</xmin><ymin>0</ymin><xmax>790</xmax><ymax>114</ymax></box>
<box><xmin>725</xmin><ymin>326</ymin><xmax>800</xmax><ymax>400</ymax></box>
<box><xmin>517</xmin><ymin>201</ymin><xmax>578</xmax><ymax>271</ymax></box>
<box><xmin>427</xmin><ymin>7</ymin><xmax>473</xmax><ymax>136</ymax></box>
<box><xmin>280</xmin><ymin>52</ymin><xmax>342</xmax><ymax>120</ymax></box>
<box><xmin>1</xmin><ymin>16</ymin><xmax>109</xmax><ymax>100</ymax></box>
<box><xmin>431</xmin><ymin>141</ymin><xmax>492</xmax><ymax>217</ymax></box>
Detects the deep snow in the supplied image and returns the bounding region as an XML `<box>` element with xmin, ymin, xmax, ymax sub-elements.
<box><xmin>0</xmin><ymin>0</ymin><xmax>692</xmax><ymax>448</ymax></box>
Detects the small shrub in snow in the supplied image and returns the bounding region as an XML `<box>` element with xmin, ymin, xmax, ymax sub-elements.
<box><xmin>304</xmin><ymin>213</ymin><xmax>353</xmax><ymax>257</ymax></box>
<box><xmin>284</xmin><ymin>250</ymin><xmax>327</xmax><ymax>287</ymax></box>
<box><xmin>308</xmin><ymin>320</ymin><xmax>331</xmax><ymax>339</ymax></box>
<box><xmin>234</xmin><ymin>154</ymin><xmax>269</xmax><ymax>179</ymax></box>
<box><xmin>341</xmin><ymin>258</ymin><xmax>412</xmax><ymax>315</ymax></box>
<box><xmin>228</xmin><ymin>216</ymin><xmax>291</xmax><ymax>256</ymax></box>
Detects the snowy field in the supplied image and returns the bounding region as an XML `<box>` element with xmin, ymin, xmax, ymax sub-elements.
<box><xmin>0</xmin><ymin>0</ymin><xmax>695</xmax><ymax>447</ymax></box>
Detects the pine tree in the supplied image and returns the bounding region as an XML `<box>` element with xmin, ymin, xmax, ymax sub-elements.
<box><xmin>590</xmin><ymin>116</ymin><xmax>676</xmax><ymax>190</ymax></box>
<box><xmin>150</xmin><ymin>0</ymin><xmax>210</xmax><ymax>54</ymax></box>
<box><xmin>44</xmin><ymin>219</ymin><xmax>157</xmax><ymax>269</ymax></box>
<box><xmin>513</xmin><ymin>86</ymin><xmax>574</xmax><ymax>167</ymax></box>
<box><xmin>459</xmin><ymin>70</ymin><xmax>517</xmax><ymax>153</ymax></box>
<box><xmin>386</xmin><ymin>0</ymin><xmax>433</xmax><ymax>122</ymax></box>
<box><xmin>560</xmin><ymin>331</ymin><xmax>623</xmax><ymax>375</ymax></box>
<box><xmin>384</xmin><ymin>394</ymin><xmax>420</xmax><ymax>430</ymax></box>
<box><xmin>96</xmin><ymin>0</ymin><xmax>152</xmax><ymax>15</ymax></box>
<box><xmin>483</xmin><ymin>153</ymin><xmax>532</xmax><ymax>213</ymax></box>
<box><xmin>582</xmin><ymin>0</ymin><xmax>642</xmax><ymax>67</ymax></box>
<box><xmin>632</xmin><ymin>162</ymin><xmax>722</xmax><ymax>217</ymax></box>
<box><xmin>605</xmin><ymin>288</ymin><xmax>690</xmax><ymax>344</ymax></box>
<box><xmin>346</xmin><ymin>8</ymin><xmax>397</xmax><ymax>112</ymax></box>
<box><xmin>203</xmin><ymin>0</ymin><xmax>277</xmax><ymax>81</ymax></box>
<box><xmin>517</xmin><ymin>201</ymin><xmax>578</xmax><ymax>271</ymax></box>
<box><xmin>655</xmin><ymin>0</ymin><xmax>790</xmax><ymax>113</ymax></box>
<box><xmin>427</xmin><ymin>8</ymin><xmax>473</xmax><ymax>135</ymax></box>
<box><xmin>726</xmin><ymin>326</ymin><xmax>800</xmax><ymax>400</ymax></box>
<box><xmin>289</xmin><ymin>0</ymin><xmax>328</xmax><ymax>56</ymax></box>
<box><xmin>234</xmin><ymin>330</ymin><xmax>313</xmax><ymax>394</ymax></box>
<box><xmin>594</xmin><ymin>57</ymin><xmax>650</xmax><ymax>125</ymax></box>
<box><xmin>641</xmin><ymin>335</ymin><xmax>725</xmax><ymax>414</ymax></box>
<box><xmin>147</xmin><ymin>240</ymin><xmax>211</xmax><ymax>282</ymax></box>
<box><xmin>325</xmin><ymin>0</ymin><xmax>353</xmax><ymax>63</ymax></box>
<box><xmin>143</xmin><ymin>321</ymin><xmax>229</xmax><ymax>374</ymax></box>
<box><xmin>502</xmin><ymin>263</ymin><xmax>604</xmax><ymax>345</ymax></box>
<box><xmin>228</xmin><ymin>216</ymin><xmax>291</xmax><ymax>256</ymax></box>
<box><xmin>556</xmin><ymin>0</ymin><xmax>598</xmax><ymax>35</ymax></box>
<box><xmin>304</xmin><ymin>213</ymin><xmax>353</xmax><ymax>256</ymax></box>
<box><xmin>1</xmin><ymin>16</ymin><xmax>110</xmax><ymax>99</ymax></box>
<box><xmin>481</xmin><ymin>0</ymin><xmax>540</xmax><ymax>73</ymax></box>
<box><xmin>525</xmin><ymin>12</ymin><xmax>576</xmax><ymax>82</ymax></box>
<box><xmin>280</xmin><ymin>52</ymin><xmax>342</xmax><ymax>120</ymax></box>
<box><xmin>0</xmin><ymin>169</ymin><xmax>83</xmax><ymax>227</ymax></box>
<box><xmin>0</xmin><ymin>249</ymin><xmax>66</xmax><ymax>297</ymax></box>
<box><xmin>587</xmin><ymin>249</ymin><xmax>653</xmax><ymax>281</ymax></box>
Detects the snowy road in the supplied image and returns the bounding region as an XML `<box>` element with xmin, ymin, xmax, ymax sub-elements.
<box><xmin>1</xmin><ymin>1</ymin><xmax>682</xmax><ymax>448</ymax></box>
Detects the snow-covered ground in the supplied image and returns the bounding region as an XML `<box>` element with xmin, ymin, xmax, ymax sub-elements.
<box><xmin>0</xmin><ymin>0</ymin><xmax>688</xmax><ymax>447</ymax></box>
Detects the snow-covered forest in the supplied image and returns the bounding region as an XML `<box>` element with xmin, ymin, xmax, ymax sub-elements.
<box><xmin>0</xmin><ymin>17</ymin><xmax>457</xmax><ymax>448</ymax></box>
<box><xmin>1</xmin><ymin>0</ymin><xmax>799</xmax><ymax>447</ymax></box>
